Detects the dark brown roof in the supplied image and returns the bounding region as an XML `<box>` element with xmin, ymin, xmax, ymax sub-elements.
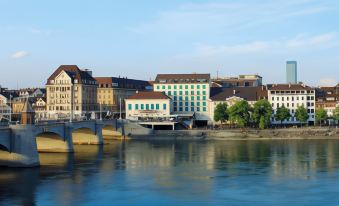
<box><xmin>127</xmin><ymin>91</ymin><xmax>170</xmax><ymax>100</ymax></box>
<box><xmin>155</xmin><ymin>73</ymin><xmax>210</xmax><ymax>84</ymax></box>
<box><xmin>269</xmin><ymin>84</ymin><xmax>313</xmax><ymax>91</ymax></box>
<box><xmin>47</xmin><ymin>65</ymin><xmax>96</xmax><ymax>85</ymax></box>
<box><xmin>210</xmin><ymin>86</ymin><xmax>268</xmax><ymax>101</ymax></box>
<box><xmin>95</xmin><ymin>77</ymin><xmax>150</xmax><ymax>90</ymax></box>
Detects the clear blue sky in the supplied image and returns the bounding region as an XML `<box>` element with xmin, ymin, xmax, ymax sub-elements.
<box><xmin>0</xmin><ymin>0</ymin><xmax>338</xmax><ymax>88</ymax></box>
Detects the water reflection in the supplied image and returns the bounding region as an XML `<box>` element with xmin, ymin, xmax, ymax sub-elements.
<box><xmin>1</xmin><ymin>140</ymin><xmax>339</xmax><ymax>205</ymax></box>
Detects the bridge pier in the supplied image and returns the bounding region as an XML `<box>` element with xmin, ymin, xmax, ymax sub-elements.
<box><xmin>5</xmin><ymin>125</ymin><xmax>39</xmax><ymax>167</ymax></box>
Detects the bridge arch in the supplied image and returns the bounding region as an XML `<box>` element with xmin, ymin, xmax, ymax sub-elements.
<box><xmin>0</xmin><ymin>144</ymin><xmax>9</xmax><ymax>152</ymax></box>
<box><xmin>102</xmin><ymin>125</ymin><xmax>122</xmax><ymax>139</ymax></box>
<box><xmin>72</xmin><ymin>127</ymin><xmax>101</xmax><ymax>145</ymax></box>
<box><xmin>35</xmin><ymin>132</ymin><xmax>73</xmax><ymax>153</ymax></box>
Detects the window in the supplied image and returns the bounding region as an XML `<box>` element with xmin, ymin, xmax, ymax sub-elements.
<box><xmin>135</xmin><ymin>104</ymin><xmax>139</xmax><ymax>110</ymax></box>
<box><xmin>185</xmin><ymin>107</ymin><xmax>189</xmax><ymax>111</ymax></box>
<box><xmin>185</xmin><ymin>96</ymin><xmax>188</xmax><ymax>101</ymax></box>
<box><xmin>174</xmin><ymin>85</ymin><xmax>177</xmax><ymax>89</ymax></box>
<box><xmin>197</xmin><ymin>96</ymin><xmax>200</xmax><ymax>101</ymax></box>
<box><xmin>146</xmin><ymin>104</ymin><xmax>149</xmax><ymax>110</ymax></box>
<box><xmin>191</xmin><ymin>96</ymin><xmax>194</xmax><ymax>101</ymax></box>
<box><xmin>185</xmin><ymin>102</ymin><xmax>189</xmax><ymax>106</ymax></box>
<box><xmin>168</xmin><ymin>91</ymin><xmax>172</xmax><ymax>95</ymax></box>
<box><xmin>197</xmin><ymin>102</ymin><xmax>200</xmax><ymax>106</ymax></box>
<box><xmin>151</xmin><ymin>104</ymin><xmax>154</xmax><ymax>110</ymax></box>
<box><xmin>203</xmin><ymin>96</ymin><xmax>206</xmax><ymax>100</ymax></box>
<box><xmin>163</xmin><ymin>104</ymin><xmax>167</xmax><ymax>110</ymax></box>
<box><xmin>197</xmin><ymin>85</ymin><xmax>200</xmax><ymax>89</ymax></box>
<box><xmin>179</xmin><ymin>85</ymin><xmax>183</xmax><ymax>89</ymax></box>
<box><xmin>185</xmin><ymin>85</ymin><xmax>188</xmax><ymax>89</ymax></box>
<box><xmin>202</xmin><ymin>91</ymin><xmax>206</xmax><ymax>95</ymax></box>
<box><xmin>168</xmin><ymin>85</ymin><xmax>171</xmax><ymax>89</ymax></box>
<box><xmin>203</xmin><ymin>107</ymin><xmax>206</xmax><ymax>112</ymax></box>
<box><xmin>191</xmin><ymin>102</ymin><xmax>194</xmax><ymax>106</ymax></box>
<box><xmin>191</xmin><ymin>91</ymin><xmax>194</xmax><ymax>95</ymax></box>
<box><xmin>174</xmin><ymin>91</ymin><xmax>177</xmax><ymax>95</ymax></box>
<box><xmin>141</xmin><ymin>104</ymin><xmax>144</xmax><ymax>110</ymax></box>
<box><xmin>128</xmin><ymin>104</ymin><xmax>132</xmax><ymax>110</ymax></box>
<box><xmin>174</xmin><ymin>96</ymin><xmax>177</xmax><ymax>101</ymax></box>
<box><xmin>202</xmin><ymin>85</ymin><xmax>206</xmax><ymax>89</ymax></box>
<box><xmin>162</xmin><ymin>85</ymin><xmax>165</xmax><ymax>89</ymax></box>
<box><xmin>185</xmin><ymin>91</ymin><xmax>188</xmax><ymax>95</ymax></box>
<box><xmin>197</xmin><ymin>91</ymin><xmax>201</xmax><ymax>95</ymax></box>
<box><xmin>179</xmin><ymin>91</ymin><xmax>183</xmax><ymax>95</ymax></box>
<box><xmin>156</xmin><ymin>85</ymin><xmax>160</xmax><ymax>90</ymax></box>
<box><xmin>156</xmin><ymin>104</ymin><xmax>160</xmax><ymax>110</ymax></box>
<box><xmin>191</xmin><ymin>85</ymin><xmax>194</xmax><ymax>89</ymax></box>
<box><xmin>203</xmin><ymin>102</ymin><xmax>206</xmax><ymax>106</ymax></box>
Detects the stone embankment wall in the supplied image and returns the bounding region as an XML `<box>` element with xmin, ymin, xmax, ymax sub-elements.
<box><xmin>129</xmin><ymin>127</ymin><xmax>339</xmax><ymax>140</ymax></box>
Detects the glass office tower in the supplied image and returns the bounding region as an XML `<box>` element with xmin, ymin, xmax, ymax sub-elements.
<box><xmin>286</xmin><ymin>61</ymin><xmax>297</xmax><ymax>84</ymax></box>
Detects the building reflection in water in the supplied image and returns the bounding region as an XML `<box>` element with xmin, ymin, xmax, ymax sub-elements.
<box><xmin>1</xmin><ymin>139</ymin><xmax>339</xmax><ymax>205</ymax></box>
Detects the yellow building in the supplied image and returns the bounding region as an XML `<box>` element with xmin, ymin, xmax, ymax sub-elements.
<box><xmin>95</xmin><ymin>77</ymin><xmax>149</xmax><ymax>118</ymax></box>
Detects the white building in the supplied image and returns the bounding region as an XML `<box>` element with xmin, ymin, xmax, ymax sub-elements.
<box><xmin>268</xmin><ymin>84</ymin><xmax>315</xmax><ymax>125</ymax></box>
<box><xmin>153</xmin><ymin>73</ymin><xmax>210</xmax><ymax>126</ymax></box>
<box><xmin>125</xmin><ymin>91</ymin><xmax>172</xmax><ymax>121</ymax></box>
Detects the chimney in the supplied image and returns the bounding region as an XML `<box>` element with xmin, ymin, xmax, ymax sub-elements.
<box><xmin>233</xmin><ymin>89</ymin><xmax>236</xmax><ymax>95</ymax></box>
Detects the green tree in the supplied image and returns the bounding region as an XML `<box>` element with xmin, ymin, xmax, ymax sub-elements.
<box><xmin>333</xmin><ymin>106</ymin><xmax>339</xmax><ymax>121</ymax></box>
<box><xmin>252</xmin><ymin>99</ymin><xmax>272</xmax><ymax>129</ymax></box>
<box><xmin>228</xmin><ymin>100</ymin><xmax>251</xmax><ymax>128</ymax></box>
<box><xmin>214</xmin><ymin>103</ymin><xmax>228</xmax><ymax>124</ymax></box>
<box><xmin>295</xmin><ymin>105</ymin><xmax>308</xmax><ymax>127</ymax></box>
<box><xmin>275</xmin><ymin>106</ymin><xmax>291</xmax><ymax>125</ymax></box>
<box><xmin>315</xmin><ymin>108</ymin><xmax>328</xmax><ymax>127</ymax></box>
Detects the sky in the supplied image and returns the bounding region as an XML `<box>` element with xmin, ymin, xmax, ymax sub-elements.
<box><xmin>0</xmin><ymin>0</ymin><xmax>338</xmax><ymax>89</ymax></box>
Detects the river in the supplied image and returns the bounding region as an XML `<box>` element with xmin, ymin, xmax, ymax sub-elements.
<box><xmin>1</xmin><ymin>139</ymin><xmax>339</xmax><ymax>206</ymax></box>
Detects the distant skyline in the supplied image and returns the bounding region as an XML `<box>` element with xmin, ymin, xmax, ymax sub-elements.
<box><xmin>0</xmin><ymin>0</ymin><xmax>338</xmax><ymax>89</ymax></box>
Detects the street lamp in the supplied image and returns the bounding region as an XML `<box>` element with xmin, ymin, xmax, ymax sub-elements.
<box><xmin>100</xmin><ymin>102</ymin><xmax>102</xmax><ymax>120</ymax></box>
<box><xmin>119</xmin><ymin>97</ymin><xmax>122</xmax><ymax>119</ymax></box>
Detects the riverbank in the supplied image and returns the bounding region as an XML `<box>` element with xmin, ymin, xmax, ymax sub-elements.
<box><xmin>127</xmin><ymin>127</ymin><xmax>339</xmax><ymax>140</ymax></box>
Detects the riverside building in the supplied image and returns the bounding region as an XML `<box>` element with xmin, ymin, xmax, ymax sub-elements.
<box><xmin>153</xmin><ymin>73</ymin><xmax>211</xmax><ymax>126</ymax></box>
<box><xmin>268</xmin><ymin>84</ymin><xmax>315</xmax><ymax>125</ymax></box>
<box><xmin>212</xmin><ymin>74</ymin><xmax>263</xmax><ymax>88</ymax></box>
<box><xmin>46</xmin><ymin>65</ymin><xmax>98</xmax><ymax>120</ymax></box>
<box><xmin>95</xmin><ymin>77</ymin><xmax>150</xmax><ymax>118</ymax></box>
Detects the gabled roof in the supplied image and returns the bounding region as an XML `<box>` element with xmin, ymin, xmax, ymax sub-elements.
<box><xmin>127</xmin><ymin>91</ymin><xmax>170</xmax><ymax>100</ymax></box>
<box><xmin>47</xmin><ymin>65</ymin><xmax>96</xmax><ymax>85</ymax></box>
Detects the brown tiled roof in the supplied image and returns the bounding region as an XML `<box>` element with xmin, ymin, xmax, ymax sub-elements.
<box><xmin>269</xmin><ymin>84</ymin><xmax>313</xmax><ymax>91</ymax></box>
<box><xmin>155</xmin><ymin>73</ymin><xmax>210</xmax><ymax>84</ymax></box>
<box><xmin>210</xmin><ymin>86</ymin><xmax>268</xmax><ymax>101</ymax></box>
<box><xmin>127</xmin><ymin>91</ymin><xmax>170</xmax><ymax>100</ymax></box>
<box><xmin>47</xmin><ymin>65</ymin><xmax>96</xmax><ymax>85</ymax></box>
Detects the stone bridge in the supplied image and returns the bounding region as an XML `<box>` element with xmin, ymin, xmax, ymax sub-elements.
<box><xmin>0</xmin><ymin>120</ymin><xmax>126</xmax><ymax>167</ymax></box>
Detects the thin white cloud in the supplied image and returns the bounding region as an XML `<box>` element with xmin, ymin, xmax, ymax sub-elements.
<box><xmin>11</xmin><ymin>51</ymin><xmax>29</xmax><ymax>59</ymax></box>
<box><xmin>319</xmin><ymin>78</ymin><xmax>338</xmax><ymax>86</ymax></box>
<box><xmin>193</xmin><ymin>33</ymin><xmax>338</xmax><ymax>56</ymax></box>
<box><xmin>130</xmin><ymin>1</ymin><xmax>339</xmax><ymax>35</ymax></box>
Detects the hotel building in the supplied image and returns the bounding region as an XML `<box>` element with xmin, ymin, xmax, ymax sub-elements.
<box><xmin>153</xmin><ymin>74</ymin><xmax>211</xmax><ymax>125</ymax></box>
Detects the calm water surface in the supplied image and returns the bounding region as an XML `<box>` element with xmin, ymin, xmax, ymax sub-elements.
<box><xmin>1</xmin><ymin>139</ymin><xmax>339</xmax><ymax>206</ymax></box>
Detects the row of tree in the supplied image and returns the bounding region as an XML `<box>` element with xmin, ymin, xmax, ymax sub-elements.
<box><xmin>214</xmin><ymin>100</ymin><xmax>339</xmax><ymax>129</ymax></box>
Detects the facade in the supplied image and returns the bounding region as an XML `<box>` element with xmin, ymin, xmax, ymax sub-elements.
<box><xmin>46</xmin><ymin>65</ymin><xmax>98</xmax><ymax>120</ymax></box>
<box><xmin>315</xmin><ymin>86</ymin><xmax>339</xmax><ymax>117</ymax></box>
<box><xmin>209</xmin><ymin>86</ymin><xmax>268</xmax><ymax>124</ymax></box>
<box><xmin>125</xmin><ymin>91</ymin><xmax>172</xmax><ymax>120</ymax></box>
<box><xmin>286</xmin><ymin>61</ymin><xmax>297</xmax><ymax>84</ymax></box>
<box><xmin>153</xmin><ymin>74</ymin><xmax>211</xmax><ymax>123</ymax></box>
<box><xmin>95</xmin><ymin>77</ymin><xmax>149</xmax><ymax>118</ymax></box>
<box><xmin>32</xmin><ymin>97</ymin><xmax>47</xmax><ymax>121</ymax></box>
<box><xmin>212</xmin><ymin>74</ymin><xmax>263</xmax><ymax>88</ymax></box>
<box><xmin>268</xmin><ymin>84</ymin><xmax>315</xmax><ymax>125</ymax></box>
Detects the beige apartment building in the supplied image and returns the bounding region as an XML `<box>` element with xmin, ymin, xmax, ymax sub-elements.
<box><xmin>46</xmin><ymin>65</ymin><xmax>98</xmax><ymax>120</ymax></box>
